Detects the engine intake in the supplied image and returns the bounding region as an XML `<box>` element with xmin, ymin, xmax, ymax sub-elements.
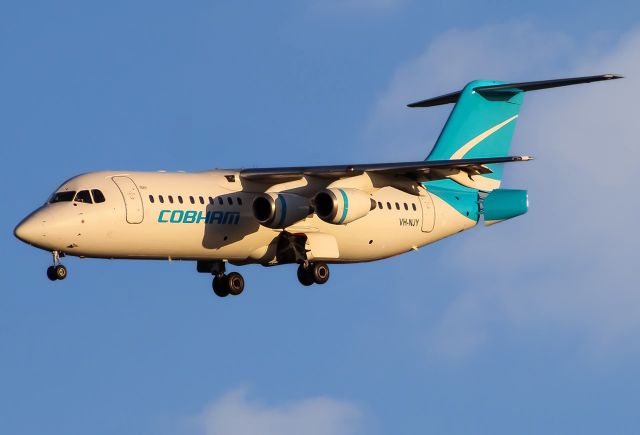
<box><xmin>314</xmin><ymin>188</ymin><xmax>375</xmax><ymax>225</ymax></box>
<box><xmin>252</xmin><ymin>192</ymin><xmax>311</xmax><ymax>228</ymax></box>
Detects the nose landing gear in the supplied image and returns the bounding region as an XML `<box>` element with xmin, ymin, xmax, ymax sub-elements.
<box><xmin>47</xmin><ymin>251</ymin><xmax>67</xmax><ymax>281</ymax></box>
<box><xmin>297</xmin><ymin>262</ymin><xmax>330</xmax><ymax>286</ymax></box>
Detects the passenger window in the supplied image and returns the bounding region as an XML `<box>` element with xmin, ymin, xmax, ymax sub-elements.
<box><xmin>178</xmin><ymin>196</ymin><xmax>183</xmax><ymax>204</ymax></box>
<box><xmin>227</xmin><ymin>197</ymin><xmax>233</xmax><ymax>205</ymax></box>
<box><xmin>218</xmin><ymin>197</ymin><xmax>223</xmax><ymax>205</ymax></box>
<box><xmin>386</xmin><ymin>202</ymin><xmax>391</xmax><ymax>209</ymax></box>
<box><xmin>377</xmin><ymin>201</ymin><xmax>383</xmax><ymax>209</ymax></box>
<box><xmin>189</xmin><ymin>196</ymin><xmax>195</xmax><ymax>204</ymax></box>
<box><xmin>404</xmin><ymin>203</ymin><xmax>408</xmax><ymax>210</ymax></box>
<box><xmin>237</xmin><ymin>197</ymin><xmax>243</xmax><ymax>205</ymax></box>
<box><xmin>74</xmin><ymin>190</ymin><xmax>93</xmax><ymax>203</ymax></box>
<box><xmin>199</xmin><ymin>196</ymin><xmax>204</xmax><ymax>204</ymax></box>
<box><xmin>159</xmin><ymin>195</ymin><xmax>164</xmax><ymax>203</ymax></box>
<box><xmin>209</xmin><ymin>197</ymin><xmax>214</xmax><ymax>205</ymax></box>
<box><xmin>149</xmin><ymin>195</ymin><xmax>155</xmax><ymax>204</ymax></box>
<box><xmin>412</xmin><ymin>203</ymin><xmax>417</xmax><ymax>211</ymax></box>
<box><xmin>49</xmin><ymin>191</ymin><xmax>76</xmax><ymax>203</ymax></box>
<box><xmin>92</xmin><ymin>189</ymin><xmax>106</xmax><ymax>203</ymax></box>
<box><xmin>395</xmin><ymin>202</ymin><xmax>400</xmax><ymax>210</ymax></box>
<box><xmin>168</xmin><ymin>195</ymin><xmax>174</xmax><ymax>204</ymax></box>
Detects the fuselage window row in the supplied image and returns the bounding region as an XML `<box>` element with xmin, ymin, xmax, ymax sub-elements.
<box><xmin>148</xmin><ymin>195</ymin><xmax>245</xmax><ymax>207</ymax></box>
<box><xmin>379</xmin><ymin>201</ymin><xmax>418</xmax><ymax>212</ymax></box>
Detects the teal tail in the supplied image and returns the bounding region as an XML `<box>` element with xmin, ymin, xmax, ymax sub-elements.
<box><xmin>408</xmin><ymin>74</ymin><xmax>622</xmax><ymax>191</ymax></box>
<box><xmin>426</xmin><ymin>79</ymin><xmax>522</xmax><ymax>190</ymax></box>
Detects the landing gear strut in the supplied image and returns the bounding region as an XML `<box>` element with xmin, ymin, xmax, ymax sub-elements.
<box><xmin>297</xmin><ymin>262</ymin><xmax>330</xmax><ymax>286</ymax></box>
<box><xmin>47</xmin><ymin>251</ymin><xmax>67</xmax><ymax>281</ymax></box>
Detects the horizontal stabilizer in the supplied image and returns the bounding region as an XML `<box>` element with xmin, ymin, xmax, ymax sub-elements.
<box><xmin>407</xmin><ymin>74</ymin><xmax>623</xmax><ymax>108</ymax></box>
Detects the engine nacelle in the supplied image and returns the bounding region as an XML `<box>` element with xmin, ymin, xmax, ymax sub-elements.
<box><xmin>314</xmin><ymin>188</ymin><xmax>375</xmax><ymax>225</ymax></box>
<box><xmin>252</xmin><ymin>192</ymin><xmax>311</xmax><ymax>228</ymax></box>
<box><xmin>483</xmin><ymin>189</ymin><xmax>528</xmax><ymax>225</ymax></box>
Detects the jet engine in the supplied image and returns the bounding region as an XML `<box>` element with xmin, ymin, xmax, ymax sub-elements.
<box><xmin>314</xmin><ymin>188</ymin><xmax>376</xmax><ymax>225</ymax></box>
<box><xmin>252</xmin><ymin>192</ymin><xmax>311</xmax><ymax>228</ymax></box>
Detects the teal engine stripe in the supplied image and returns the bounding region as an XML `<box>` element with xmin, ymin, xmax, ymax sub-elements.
<box><xmin>276</xmin><ymin>194</ymin><xmax>287</xmax><ymax>227</ymax></box>
<box><xmin>337</xmin><ymin>188</ymin><xmax>349</xmax><ymax>224</ymax></box>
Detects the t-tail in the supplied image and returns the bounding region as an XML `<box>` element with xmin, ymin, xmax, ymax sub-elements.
<box><xmin>408</xmin><ymin>74</ymin><xmax>622</xmax><ymax>191</ymax></box>
<box><xmin>408</xmin><ymin>73</ymin><xmax>622</xmax><ymax>225</ymax></box>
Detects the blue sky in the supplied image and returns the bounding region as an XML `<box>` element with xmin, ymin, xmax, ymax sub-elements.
<box><xmin>2</xmin><ymin>1</ymin><xmax>640</xmax><ymax>434</ymax></box>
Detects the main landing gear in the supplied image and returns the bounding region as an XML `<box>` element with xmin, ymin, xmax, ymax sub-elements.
<box><xmin>197</xmin><ymin>260</ymin><xmax>246</xmax><ymax>298</ymax></box>
<box><xmin>198</xmin><ymin>257</ymin><xmax>330</xmax><ymax>297</ymax></box>
<box><xmin>212</xmin><ymin>272</ymin><xmax>245</xmax><ymax>298</ymax></box>
<box><xmin>46</xmin><ymin>251</ymin><xmax>67</xmax><ymax>281</ymax></box>
<box><xmin>297</xmin><ymin>261</ymin><xmax>330</xmax><ymax>287</ymax></box>
<box><xmin>199</xmin><ymin>260</ymin><xmax>245</xmax><ymax>297</ymax></box>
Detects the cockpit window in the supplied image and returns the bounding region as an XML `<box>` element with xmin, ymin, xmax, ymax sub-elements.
<box><xmin>91</xmin><ymin>189</ymin><xmax>105</xmax><ymax>203</ymax></box>
<box><xmin>74</xmin><ymin>190</ymin><xmax>93</xmax><ymax>203</ymax></box>
<box><xmin>49</xmin><ymin>191</ymin><xmax>76</xmax><ymax>203</ymax></box>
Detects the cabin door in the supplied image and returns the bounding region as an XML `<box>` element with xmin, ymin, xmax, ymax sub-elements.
<box><xmin>112</xmin><ymin>176</ymin><xmax>144</xmax><ymax>224</ymax></box>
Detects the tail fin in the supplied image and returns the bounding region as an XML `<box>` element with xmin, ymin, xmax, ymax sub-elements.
<box><xmin>408</xmin><ymin>74</ymin><xmax>622</xmax><ymax>190</ymax></box>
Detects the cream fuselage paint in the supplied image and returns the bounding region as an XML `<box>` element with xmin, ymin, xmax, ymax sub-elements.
<box><xmin>19</xmin><ymin>170</ymin><xmax>477</xmax><ymax>264</ymax></box>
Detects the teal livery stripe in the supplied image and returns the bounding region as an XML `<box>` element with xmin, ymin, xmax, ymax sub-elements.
<box><xmin>423</xmin><ymin>180</ymin><xmax>479</xmax><ymax>222</ymax></box>
<box><xmin>337</xmin><ymin>188</ymin><xmax>349</xmax><ymax>224</ymax></box>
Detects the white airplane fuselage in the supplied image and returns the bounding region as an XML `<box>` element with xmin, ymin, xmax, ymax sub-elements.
<box><xmin>15</xmin><ymin>170</ymin><xmax>476</xmax><ymax>266</ymax></box>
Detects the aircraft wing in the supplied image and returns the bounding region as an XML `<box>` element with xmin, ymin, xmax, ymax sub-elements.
<box><xmin>239</xmin><ymin>155</ymin><xmax>532</xmax><ymax>183</ymax></box>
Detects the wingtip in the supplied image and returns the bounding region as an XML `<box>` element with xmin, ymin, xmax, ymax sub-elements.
<box><xmin>604</xmin><ymin>73</ymin><xmax>624</xmax><ymax>79</ymax></box>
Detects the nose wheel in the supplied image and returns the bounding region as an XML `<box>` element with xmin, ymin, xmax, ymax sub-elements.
<box><xmin>47</xmin><ymin>251</ymin><xmax>67</xmax><ymax>281</ymax></box>
<box><xmin>297</xmin><ymin>262</ymin><xmax>330</xmax><ymax>286</ymax></box>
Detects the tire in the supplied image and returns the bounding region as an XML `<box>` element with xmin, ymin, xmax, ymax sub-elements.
<box><xmin>312</xmin><ymin>262</ymin><xmax>330</xmax><ymax>285</ymax></box>
<box><xmin>297</xmin><ymin>264</ymin><xmax>314</xmax><ymax>286</ymax></box>
<box><xmin>212</xmin><ymin>275</ymin><xmax>230</xmax><ymax>297</ymax></box>
<box><xmin>227</xmin><ymin>272</ymin><xmax>245</xmax><ymax>296</ymax></box>
<box><xmin>54</xmin><ymin>265</ymin><xmax>67</xmax><ymax>280</ymax></box>
<box><xmin>47</xmin><ymin>266</ymin><xmax>57</xmax><ymax>281</ymax></box>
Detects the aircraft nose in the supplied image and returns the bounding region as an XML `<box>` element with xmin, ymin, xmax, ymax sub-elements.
<box><xmin>14</xmin><ymin>210</ymin><xmax>48</xmax><ymax>245</ymax></box>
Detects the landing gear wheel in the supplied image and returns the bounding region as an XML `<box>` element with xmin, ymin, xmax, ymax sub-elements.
<box><xmin>212</xmin><ymin>275</ymin><xmax>230</xmax><ymax>297</ymax></box>
<box><xmin>227</xmin><ymin>272</ymin><xmax>245</xmax><ymax>296</ymax></box>
<box><xmin>311</xmin><ymin>262</ymin><xmax>330</xmax><ymax>285</ymax></box>
<box><xmin>54</xmin><ymin>264</ymin><xmax>67</xmax><ymax>280</ymax></box>
<box><xmin>47</xmin><ymin>266</ymin><xmax>57</xmax><ymax>281</ymax></box>
<box><xmin>297</xmin><ymin>264</ymin><xmax>314</xmax><ymax>286</ymax></box>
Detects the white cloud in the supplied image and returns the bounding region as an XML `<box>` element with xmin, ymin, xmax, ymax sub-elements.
<box><xmin>364</xmin><ymin>23</ymin><xmax>575</xmax><ymax>161</ymax></box>
<box><xmin>369</xmin><ymin>24</ymin><xmax>640</xmax><ymax>361</ymax></box>
<box><xmin>186</xmin><ymin>388</ymin><xmax>363</xmax><ymax>435</ymax></box>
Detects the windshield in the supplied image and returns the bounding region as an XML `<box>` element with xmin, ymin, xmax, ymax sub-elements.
<box><xmin>49</xmin><ymin>191</ymin><xmax>76</xmax><ymax>203</ymax></box>
<box><xmin>74</xmin><ymin>190</ymin><xmax>92</xmax><ymax>203</ymax></box>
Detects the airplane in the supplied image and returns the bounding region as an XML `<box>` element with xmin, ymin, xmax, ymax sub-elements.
<box><xmin>14</xmin><ymin>74</ymin><xmax>621</xmax><ymax>297</ymax></box>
